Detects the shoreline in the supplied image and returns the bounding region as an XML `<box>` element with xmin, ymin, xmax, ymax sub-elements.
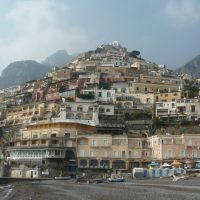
<box><xmin>0</xmin><ymin>177</ymin><xmax>52</xmax><ymax>185</ymax></box>
<box><xmin>6</xmin><ymin>177</ymin><xmax>200</xmax><ymax>200</ymax></box>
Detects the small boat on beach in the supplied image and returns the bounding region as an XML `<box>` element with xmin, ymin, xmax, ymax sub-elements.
<box><xmin>88</xmin><ymin>178</ymin><xmax>105</xmax><ymax>184</ymax></box>
<box><xmin>108</xmin><ymin>174</ymin><xmax>125</xmax><ymax>182</ymax></box>
<box><xmin>54</xmin><ymin>176</ymin><xmax>71</xmax><ymax>180</ymax></box>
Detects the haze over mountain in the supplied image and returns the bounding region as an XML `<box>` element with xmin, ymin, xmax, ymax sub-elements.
<box><xmin>176</xmin><ymin>54</ymin><xmax>200</xmax><ymax>78</ymax></box>
<box><xmin>0</xmin><ymin>50</ymin><xmax>74</xmax><ymax>89</ymax></box>
<box><xmin>0</xmin><ymin>60</ymin><xmax>51</xmax><ymax>89</ymax></box>
<box><xmin>42</xmin><ymin>50</ymin><xmax>74</xmax><ymax>67</ymax></box>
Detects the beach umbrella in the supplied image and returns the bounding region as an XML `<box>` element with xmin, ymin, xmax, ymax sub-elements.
<box><xmin>149</xmin><ymin>161</ymin><xmax>159</xmax><ymax>166</ymax></box>
<box><xmin>184</xmin><ymin>159</ymin><xmax>193</xmax><ymax>164</ymax></box>
<box><xmin>161</xmin><ymin>163</ymin><xmax>171</xmax><ymax>168</ymax></box>
<box><xmin>170</xmin><ymin>160</ymin><xmax>182</xmax><ymax>166</ymax></box>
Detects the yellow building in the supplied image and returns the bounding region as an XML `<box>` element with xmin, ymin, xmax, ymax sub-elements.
<box><xmin>148</xmin><ymin>134</ymin><xmax>200</xmax><ymax>163</ymax></box>
<box><xmin>7</xmin><ymin>122</ymin><xmax>96</xmax><ymax>176</ymax></box>
<box><xmin>129</xmin><ymin>81</ymin><xmax>180</xmax><ymax>94</ymax></box>
<box><xmin>155</xmin><ymin>91</ymin><xmax>182</xmax><ymax>102</ymax></box>
<box><xmin>77</xmin><ymin>133</ymin><xmax>150</xmax><ymax>170</ymax></box>
<box><xmin>129</xmin><ymin>81</ymin><xmax>182</xmax><ymax>102</ymax></box>
<box><xmin>5</xmin><ymin>102</ymin><xmax>60</xmax><ymax>126</ymax></box>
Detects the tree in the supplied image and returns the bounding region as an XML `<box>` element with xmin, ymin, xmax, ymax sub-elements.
<box><xmin>129</xmin><ymin>51</ymin><xmax>141</xmax><ymax>58</ymax></box>
<box><xmin>98</xmin><ymin>82</ymin><xmax>111</xmax><ymax>90</ymax></box>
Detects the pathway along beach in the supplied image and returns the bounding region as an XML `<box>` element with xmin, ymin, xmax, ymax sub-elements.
<box><xmin>6</xmin><ymin>177</ymin><xmax>200</xmax><ymax>200</ymax></box>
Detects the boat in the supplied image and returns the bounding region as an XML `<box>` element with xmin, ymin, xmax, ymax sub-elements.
<box><xmin>108</xmin><ymin>174</ymin><xmax>125</xmax><ymax>182</ymax></box>
<box><xmin>88</xmin><ymin>178</ymin><xmax>105</xmax><ymax>184</ymax></box>
<box><xmin>54</xmin><ymin>176</ymin><xmax>71</xmax><ymax>180</ymax></box>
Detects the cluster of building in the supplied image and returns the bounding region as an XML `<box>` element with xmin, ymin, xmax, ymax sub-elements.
<box><xmin>0</xmin><ymin>41</ymin><xmax>200</xmax><ymax>178</ymax></box>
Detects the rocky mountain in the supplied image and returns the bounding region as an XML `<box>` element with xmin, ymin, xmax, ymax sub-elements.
<box><xmin>0</xmin><ymin>60</ymin><xmax>51</xmax><ymax>89</ymax></box>
<box><xmin>176</xmin><ymin>54</ymin><xmax>200</xmax><ymax>77</ymax></box>
<box><xmin>43</xmin><ymin>50</ymin><xmax>74</xmax><ymax>67</ymax></box>
<box><xmin>0</xmin><ymin>50</ymin><xmax>75</xmax><ymax>89</ymax></box>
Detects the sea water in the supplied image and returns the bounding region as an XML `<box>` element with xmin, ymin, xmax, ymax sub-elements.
<box><xmin>0</xmin><ymin>185</ymin><xmax>12</xmax><ymax>200</ymax></box>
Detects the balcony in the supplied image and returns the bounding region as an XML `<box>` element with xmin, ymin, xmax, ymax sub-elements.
<box><xmin>90</xmin><ymin>144</ymin><xmax>110</xmax><ymax>148</ymax></box>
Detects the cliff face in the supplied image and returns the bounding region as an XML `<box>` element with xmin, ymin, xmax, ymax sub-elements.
<box><xmin>0</xmin><ymin>60</ymin><xmax>51</xmax><ymax>89</ymax></box>
<box><xmin>42</xmin><ymin>50</ymin><xmax>74</xmax><ymax>67</ymax></box>
<box><xmin>176</xmin><ymin>54</ymin><xmax>200</xmax><ymax>77</ymax></box>
<box><xmin>0</xmin><ymin>50</ymin><xmax>75</xmax><ymax>89</ymax></box>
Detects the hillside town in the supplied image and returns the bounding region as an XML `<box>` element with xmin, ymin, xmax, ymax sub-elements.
<box><xmin>0</xmin><ymin>41</ymin><xmax>200</xmax><ymax>178</ymax></box>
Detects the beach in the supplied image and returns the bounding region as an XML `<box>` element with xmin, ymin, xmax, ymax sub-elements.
<box><xmin>0</xmin><ymin>185</ymin><xmax>12</xmax><ymax>200</ymax></box>
<box><xmin>6</xmin><ymin>177</ymin><xmax>200</xmax><ymax>200</ymax></box>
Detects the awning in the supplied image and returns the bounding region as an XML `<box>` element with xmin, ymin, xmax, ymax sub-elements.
<box><xmin>171</xmin><ymin>160</ymin><xmax>182</xmax><ymax>166</ymax></box>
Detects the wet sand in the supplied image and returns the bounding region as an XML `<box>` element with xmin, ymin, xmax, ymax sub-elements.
<box><xmin>7</xmin><ymin>177</ymin><xmax>200</xmax><ymax>200</ymax></box>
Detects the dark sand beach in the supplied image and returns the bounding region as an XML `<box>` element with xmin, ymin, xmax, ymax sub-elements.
<box><xmin>6</xmin><ymin>177</ymin><xmax>200</xmax><ymax>200</ymax></box>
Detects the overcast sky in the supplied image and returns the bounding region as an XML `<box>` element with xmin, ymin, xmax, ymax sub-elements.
<box><xmin>0</xmin><ymin>0</ymin><xmax>200</xmax><ymax>73</ymax></box>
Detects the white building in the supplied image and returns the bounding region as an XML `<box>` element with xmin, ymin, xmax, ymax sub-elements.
<box><xmin>156</xmin><ymin>98</ymin><xmax>200</xmax><ymax>121</ymax></box>
<box><xmin>176</xmin><ymin>98</ymin><xmax>200</xmax><ymax>121</ymax></box>
<box><xmin>156</xmin><ymin>101</ymin><xmax>176</xmax><ymax>117</ymax></box>
<box><xmin>80</xmin><ymin>89</ymin><xmax>115</xmax><ymax>102</ymax></box>
<box><xmin>53</xmin><ymin>102</ymin><xmax>99</xmax><ymax>126</ymax></box>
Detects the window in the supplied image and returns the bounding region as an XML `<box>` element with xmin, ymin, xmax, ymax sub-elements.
<box><xmin>77</xmin><ymin>106</ymin><xmax>83</xmax><ymax>112</ymax></box>
<box><xmin>104</xmin><ymin>139</ymin><xmax>108</xmax><ymax>146</ymax></box>
<box><xmin>145</xmin><ymin>88</ymin><xmax>147</xmax><ymax>92</ymax></box>
<box><xmin>129</xmin><ymin>151</ymin><xmax>132</xmax><ymax>158</ymax></box>
<box><xmin>92</xmin><ymin>139</ymin><xmax>97</xmax><ymax>146</ymax></box>
<box><xmin>113</xmin><ymin>151</ymin><xmax>119</xmax><ymax>157</ymax></box>
<box><xmin>80</xmin><ymin>150</ymin><xmax>84</xmax><ymax>157</ymax></box>
<box><xmin>51</xmin><ymin>134</ymin><xmax>56</xmax><ymax>138</ymax></box>
<box><xmin>175</xmin><ymin>140</ymin><xmax>181</xmax><ymax>145</ymax></box>
<box><xmin>64</xmin><ymin>133</ymin><xmax>70</xmax><ymax>138</ymax></box>
<box><xmin>163</xmin><ymin>139</ymin><xmax>166</xmax><ymax>144</ymax></box>
<box><xmin>79</xmin><ymin>139</ymin><xmax>85</xmax><ymax>145</ymax></box>
<box><xmin>98</xmin><ymin>92</ymin><xmax>102</xmax><ymax>97</ymax></box>
<box><xmin>191</xmin><ymin>105</ymin><xmax>195</xmax><ymax>112</ymax></box>
<box><xmin>134</xmin><ymin>151</ymin><xmax>138</xmax><ymax>157</ymax></box>
<box><xmin>33</xmin><ymin>135</ymin><xmax>38</xmax><ymax>139</ymax></box>
<box><xmin>192</xmin><ymin>150</ymin><xmax>197</xmax><ymax>158</ymax></box>
<box><xmin>121</xmin><ymin>88</ymin><xmax>126</xmax><ymax>93</ymax></box>
<box><xmin>180</xmin><ymin>150</ymin><xmax>185</xmax><ymax>157</ymax></box>
<box><xmin>106</xmin><ymin>108</ymin><xmax>110</xmax><ymax>112</ymax></box>
<box><xmin>107</xmin><ymin>92</ymin><xmax>111</xmax><ymax>97</ymax></box>
<box><xmin>67</xmin><ymin>141</ymin><xmax>72</xmax><ymax>147</ymax></box>
<box><xmin>188</xmin><ymin>139</ymin><xmax>192</xmax><ymax>146</ymax></box>
<box><xmin>168</xmin><ymin>150</ymin><xmax>173</xmax><ymax>157</ymax></box>
<box><xmin>41</xmin><ymin>140</ymin><xmax>46</xmax><ymax>144</ymax></box>
<box><xmin>103</xmin><ymin>151</ymin><xmax>108</xmax><ymax>157</ymax></box>
<box><xmin>88</xmin><ymin>107</ymin><xmax>93</xmax><ymax>112</ymax></box>
<box><xmin>31</xmin><ymin>140</ymin><xmax>36</xmax><ymax>145</ymax></box>
<box><xmin>66</xmin><ymin>106</ymin><xmax>71</xmax><ymax>112</ymax></box>
<box><xmin>100</xmin><ymin>108</ymin><xmax>105</xmax><ymax>113</ymax></box>
<box><xmin>146</xmin><ymin>98</ymin><xmax>151</xmax><ymax>103</ymax></box>
<box><xmin>42</xmin><ymin>134</ymin><xmax>47</xmax><ymax>138</ymax></box>
<box><xmin>90</xmin><ymin>151</ymin><xmax>95</xmax><ymax>157</ymax></box>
